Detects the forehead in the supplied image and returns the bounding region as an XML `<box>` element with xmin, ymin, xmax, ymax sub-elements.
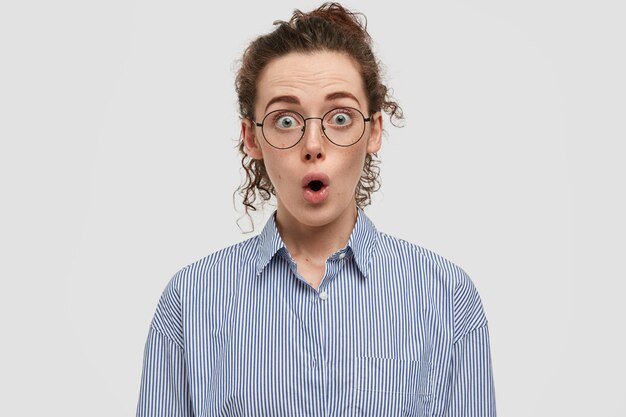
<box><xmin>255</xmin><ymin>51</ymin><xmax>366</xmax><ymax>114</ymax></box>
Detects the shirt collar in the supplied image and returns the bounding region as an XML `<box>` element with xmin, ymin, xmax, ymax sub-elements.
<box><xmin>346</xmin><ymin>208</ymin><xmax>378</xmax><ymax>278</ymax></box>
<box><xmin>255</xmin><ymin>212</ymin><xmax>287</xmax><ymax>276</ymax></box>
<box><xmin>255</xmin><ymin>208</ymin><xmax>378</xmax><ymax>278</ymax></box>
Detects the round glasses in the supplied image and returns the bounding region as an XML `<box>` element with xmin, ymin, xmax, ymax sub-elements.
<box><xmin>253</xmin><ymin>107</ymin><xmax>372</xmax><ymax>149</ymax></box>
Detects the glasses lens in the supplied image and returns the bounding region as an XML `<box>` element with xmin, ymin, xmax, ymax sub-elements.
<box><xmin>322</xmin><ymin>107</ymin><xmax>366</xmax><ymax>146</ymax></box>
<box><xmin>262</xmin><ymin>110</ymin><xmax>305</xmax><ymax>149</ymax></box>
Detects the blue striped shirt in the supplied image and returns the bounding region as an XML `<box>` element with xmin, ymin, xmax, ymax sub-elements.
<box><xmin>137</xmin><ymin>209</ymin><xmax>496</xmax><ymax>416</ymax></box>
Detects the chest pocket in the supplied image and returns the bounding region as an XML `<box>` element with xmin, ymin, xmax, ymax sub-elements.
<box><xmin>348</xmin><ymin>357</ymin><xmax>431</xmax><ymax>417</ymax></box>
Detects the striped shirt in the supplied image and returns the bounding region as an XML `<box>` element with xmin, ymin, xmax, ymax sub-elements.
<box><xmin>136</xmin><ymin>209</ymin><xmax>496</xmax><ymax>416</ymax></box>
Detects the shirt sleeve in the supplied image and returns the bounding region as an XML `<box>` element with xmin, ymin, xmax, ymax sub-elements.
<box><xmin>136</xmin><ymin>273</ymin><xmax>194</xmax><ymax>417</ymax></box>
<box><xmin>445</xmin><ymin>271</ymin><xmax>497</xmax><ymax>416</ymax></box>
<box><xmin>447</xmin><ymin>325</ymin><xmax>496</xmax><ymax>416</ymax></box>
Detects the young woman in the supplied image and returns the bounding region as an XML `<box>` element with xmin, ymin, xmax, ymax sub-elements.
<box><xmin>137</xmin><ymin>3</ymin><xmax>496</xmax><ymax>416</ymax></box>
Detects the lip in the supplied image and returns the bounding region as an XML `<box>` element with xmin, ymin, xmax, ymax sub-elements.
<box><xmin>302</xmin><ymin>172</ymin><xmax>330</xmax><ymax>204</ymax></box>
<box><xmin>301</xmin><ymin>172</ymin><xmax>330</xmax><ymax>188</ymax></box>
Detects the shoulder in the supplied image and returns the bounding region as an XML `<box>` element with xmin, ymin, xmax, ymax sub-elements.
<box><xmin>375</xmin><ymin>231</ymin><xmax>474</xmax><ymax>289</ymax></box>
<box><xmin>375</xmin><ymin>231</ymin><xmax>488</xmax><ymax>341</ymax></box>
<box><xmin>150</xmin><ymin>235</ymin><xmax>261</xmax><ymax>340</ymax></box>
<box><xmin>167</xmin><ymin>234</ymin><xmax>260</xmax><ymax>292</ymax></box>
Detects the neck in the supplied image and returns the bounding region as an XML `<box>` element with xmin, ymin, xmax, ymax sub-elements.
<box><xmin>275</xmin><ymin>204</ymin><xmax>358</xmax><ymax>261</ymax></box>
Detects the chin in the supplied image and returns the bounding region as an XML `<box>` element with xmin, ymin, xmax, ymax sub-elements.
<box><xmin>278</xmin><ymin>198</ymin><xmax>357</xmax><ymax>229</ymax></box>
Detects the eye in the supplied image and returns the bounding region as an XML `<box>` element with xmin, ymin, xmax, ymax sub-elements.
<box><xmin>328</xmin><ymin>110</ymin><xmax>353</xmax><ymax>126</ymax></box>
<box><xmin>275</xmin><ymin>115</ymin><xmax>299</xmax><ymax>129</ymax></box>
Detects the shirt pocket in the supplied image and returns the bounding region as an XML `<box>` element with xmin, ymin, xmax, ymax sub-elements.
<box><xmin>348</xmin><ymin>357</ymin><xmax>431</xmax><ymax>417</ymax></box>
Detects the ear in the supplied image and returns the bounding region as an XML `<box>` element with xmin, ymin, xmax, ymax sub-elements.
<box><xmin>366</xmin><ymin>111</ymin><xmax>383</xmax><ymax>154</ymax></box>
<box><xmin>242</xmin><ymin>118</ymin><xmax>264</xmax><ymax>160</ymax></box>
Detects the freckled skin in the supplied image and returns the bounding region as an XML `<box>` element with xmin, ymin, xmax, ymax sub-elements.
<box><xmin>241</xmin><ymin>51</ymin><xmax>383</xmax><ymax>286</ymax></box>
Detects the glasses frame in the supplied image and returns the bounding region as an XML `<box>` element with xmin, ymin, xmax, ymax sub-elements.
<box><xmin>252</xmin><ymin>107</ymin><xmax>372</xmax><ymax>150</ymax></box>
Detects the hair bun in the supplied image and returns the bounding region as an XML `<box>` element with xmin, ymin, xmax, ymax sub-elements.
<box><xmin>289</xmin><ymin>2</ymin><xmax>371</xmax><ymax>44</ymax></box>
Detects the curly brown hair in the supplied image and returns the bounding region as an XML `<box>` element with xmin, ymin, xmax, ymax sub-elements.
<box><xmin>235</xmin><ymin>2</ymin><xmax>403</xmax><ymax>217</ymax></box>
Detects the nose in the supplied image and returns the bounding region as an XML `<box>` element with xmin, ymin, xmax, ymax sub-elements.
<box><xmin>301</xmin><ymin>118</ymin><xmax>325</xmax><ymax>161</ymax></box>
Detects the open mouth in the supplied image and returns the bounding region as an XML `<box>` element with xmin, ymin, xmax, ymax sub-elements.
<box><xmin>308</xmin><ymin>180</ymin><xmax>324</xmax><ymax>192</ymax></box>
<box><xmin>302</xmin><ymin>172</ymin><xmax>330</xmax><ymax>204</ymax></box>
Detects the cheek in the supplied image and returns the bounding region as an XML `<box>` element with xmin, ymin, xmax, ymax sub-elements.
<box><xmin>338</xmin><ymin>151</ymin><xmax>368</xmax><ymax>188</ymax></box>
<box><xmin>346</xmin><ymin>150</ymin><xmax>367</xmax><ymax>173</ymax></box>
<box><xmin>263</xmin><ymin>154</ymin><xmax>291</xmax><ymax>189</ymax></box>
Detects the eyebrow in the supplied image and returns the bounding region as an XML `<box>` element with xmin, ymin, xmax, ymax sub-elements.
<box><xmin>325</xmin><ymin>91</ymin><xmax>361</xmax><ymax>105</ymax></box>
<box><xmin>263</xmin><ymin>91</ymin><xmax>362</xmax><ymax>113</ymax></box>
<box><xmin>264</xmin><ymin>95</ymin><xmax>300</xmax><ymax>113</ymax></box>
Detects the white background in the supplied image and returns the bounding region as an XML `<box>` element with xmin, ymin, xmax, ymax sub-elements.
<box><xmin>1</xmin><ymin>0</ymin><xmax>624</xmax><ymax>415</ymax></box>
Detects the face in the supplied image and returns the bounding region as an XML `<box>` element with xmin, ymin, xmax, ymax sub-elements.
<box><xmin>242</xmin><ymin>51</ymin><xmax>382</xmax><ymax>230</ymax></box>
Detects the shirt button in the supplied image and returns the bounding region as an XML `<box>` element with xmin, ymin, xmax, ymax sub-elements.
<box><xmin>319</xmin><ymin>291</ymin><xmax>328</xmax><ymax>300</ymax></box>
<box><xmin>338</xmin><ymin>253</ymin><xmax>346</xmax><ymax>260</ymax></box>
